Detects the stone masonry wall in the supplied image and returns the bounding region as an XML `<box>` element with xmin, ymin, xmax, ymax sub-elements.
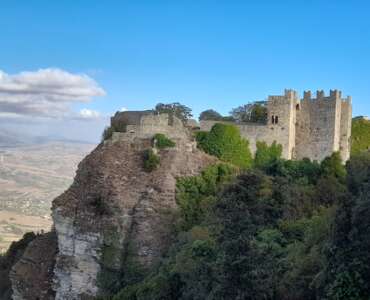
<box><xmin>200</xmin><ymin>90</ymin><xmax>352</xmax><ymax>162</ymax></box>
<box><xmin>339</xmin><ymin>98</ymin><xmax>352</xmax><ymax>161</ymax></box>
<box><xmin>111</xmin><ymin>113</ymin><xmax>189</xmax><ymax>143</ymax></box>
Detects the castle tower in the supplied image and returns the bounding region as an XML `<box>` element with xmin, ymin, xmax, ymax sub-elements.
<box><xmin>266</xmin><ymin>89</ymin><xmax>298</xmax><ymax>159</ymax></box>
<box><xmin>295</xmin><ymin>90</ymin><xmax>352</xmax><ymax>161</ymax></box>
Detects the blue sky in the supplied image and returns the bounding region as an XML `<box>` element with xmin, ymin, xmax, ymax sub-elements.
<box><xmin>0</xmin><ymin>0</ymin><xmax>369</xmax><ymax>141</ymax></box>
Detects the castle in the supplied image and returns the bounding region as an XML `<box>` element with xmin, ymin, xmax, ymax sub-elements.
<box><xmin>110</xmin><ymin>89</ymin><xmax>352</xmax><ymax>162</ymax></box>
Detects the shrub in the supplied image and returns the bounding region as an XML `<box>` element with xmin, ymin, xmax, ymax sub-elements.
<box><xmin>321</xmin><ymin>151</ymin><xmax>346</xmax><ymax>181</ymax></box>
<box><xmin>254</xmin><ymin>141</ymin><xmax>283</xmax><ymax>169</ymax></box>
<box><xmin>195</xmin><ymin>131</ymin><xmax>209</xmax><ymax>146</ymax></box>
<box><xmin>351</xmin><ymin>117</ymin><xmax>370</xmax><ymax>155</ymax></box>
<box><xmin>199</xmin><ymin>109</ymin><xmax>223</xmax><ymax>121</ymax></box>
<box><xmin>102</xmin><ymin>122</ymin><xmax>128</xmax><ymax>141</ymax></box>
<box><xmin>176</xmin><ymin>163</ymin><xmax>237</xmax><ymax>230</ymax></box>
<box><xmin>143</xmin><ymin>149</ymin><xmax>160</xmax><ymax>172</ymax></box>
<box><xmin>153</xmin><ymin>134</ymin><xmax>175</xmax><ymax>149</ymax></box>
<box><xmin>196</xmin><ymin>123</ymin><xmax>253</xmax><ymax>169</ymax></box>
<box><xmin>102</xmin><ymin>126</ymin><xmax>115</xmax><ymax>141</ymax></box>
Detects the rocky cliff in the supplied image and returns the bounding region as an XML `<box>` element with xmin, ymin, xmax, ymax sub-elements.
<box><xmin>10</xmin><ymin>132</ymin><xmax>216</xmax><ymax>299</ymax></box>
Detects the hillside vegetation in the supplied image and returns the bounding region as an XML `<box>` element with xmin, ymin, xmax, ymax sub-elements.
<box><xmin>101</xmin><ymin>123</ymin><xmax>370</xmax><ymax>300</ymax></box>
<box><xmin>351</xmin><ymin>117</ymin><xmax>370</xmax><ymax>155</ymax></box>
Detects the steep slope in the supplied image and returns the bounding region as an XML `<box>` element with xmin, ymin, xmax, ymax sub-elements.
<box><xmin>10</xmin><ymin>232</ymin><xmax>57</xmax><ymax>300</ymax></box>
<box><xmin>48</xmin><ymin>136</ymin><xmax>216</xmax><ymax>299</ymax></box>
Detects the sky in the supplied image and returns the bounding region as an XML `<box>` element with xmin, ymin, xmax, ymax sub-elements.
<box><xmin>1</xmin><ymin>0</ymin><xmax>370</xmax><ymax>143</ymax></box>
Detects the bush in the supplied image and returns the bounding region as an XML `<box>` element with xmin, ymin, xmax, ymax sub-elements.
<box><xmin>153</xmin><ymin>134</ymin><xmax>175</xmax><ymax>149</ymax></box>
<box><xmin>176</xmin><ymin>163</ymin><xmax>237</xmax><ymax>230</ymax></box>
<box><xmin>254</xmin><ymin>141</ymin><xmax>283</xmax><ymax>169</ymax></box>
<box><xmin>143</xmin><ymin>149</ymin><xmax>160</xmax><ymax>172</ymax></box>
<box><xmin>102</xmin><ymin>122</ymin><xmax>128</xmax><ymax>141</ymax></box>
<box><xmin>351</xmin><ymin>117</ymin><xmax>370</xmax><ymax>155</ymax></box>
<box><xmin>102</xmin><ymin>126</ymin><xmax>115</xmax><ymax>141</ymax></box>
<box><xmin>196</xmin><ymin>123</ymin><xmax>252</xmax><ymax>169</ymax></box>
<box><xmin>199</xmin><ymin>109</ymin><xmax>223</xmax><ymax>121</ymax></box>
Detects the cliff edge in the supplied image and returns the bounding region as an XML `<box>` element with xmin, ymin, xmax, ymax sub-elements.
<box><xmin>9</xmin><ymin>113</ymin><xmax>216</xmax><ymax>299</ymax></box>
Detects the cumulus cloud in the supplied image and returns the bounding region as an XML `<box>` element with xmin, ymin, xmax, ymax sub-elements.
<box><xmin>79</xmin><ymin>108</ymin><xmax>101</xmax><ymax>119</ymax></box>
<box><xmin>0</xmin><ymin>68</ymin><xmax>105</xmax><ymax>118</ymax></box>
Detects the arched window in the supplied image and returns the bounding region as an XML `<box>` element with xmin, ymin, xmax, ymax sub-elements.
<box><xmin>271</xmin><ymin>115</ymin><xmax>275</xmax><ymax>124</ymax></box>
<box><xmin>275</xmin><ymin>116</ymin><xmax>279</xmax><ymax>124</ymax></box>
<box><xmin>296</xmin><ymin>104</ymin><xmax>300</xmax><ymax>110</ymax></box>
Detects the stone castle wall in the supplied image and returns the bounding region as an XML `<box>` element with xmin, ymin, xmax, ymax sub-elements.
<box><xmin>110</xmin><ymin>89</ymin><xmax>352</xmax><ymax>162</ymax></box>
<box><xmin>200</xmin><ymin>89</ymin><xmax>352</xmax><ymax>162</ymax></box>
<box><xmin>295</xmin><ymin>90</ymin><xmax>352</xmax><ymax>161</ymax></box>
<box><xmin>110</xmin><ymin>112</ymin><xmax>189</xmax><ymax>143</ymax></box>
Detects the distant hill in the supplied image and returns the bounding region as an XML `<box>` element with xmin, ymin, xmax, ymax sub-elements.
<box><xmin>351</xmin><ymin>116</ymin><xmax>370</xmax><ymax>155</ymax></box>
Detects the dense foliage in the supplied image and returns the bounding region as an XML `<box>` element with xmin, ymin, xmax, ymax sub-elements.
<box><xmin>102</xmin><ymin>122</ymin><xmax>128</xmax><ymax>141</ymax></box>
<box><xmin>153</xmin><ymin>134</ymin><xmax>176</xmax><ymax>149</ymax></box>
<box><xmin>351</xmin><ymin>117</ymin><xmax>370</xmax><ymax>155</ymax></box>
<box><xmin>106</xmin><ymin>149</ymin><xmax>370</xmax><ymax>300</ymax></box>
<box><xmin>254</xmin><ymin>141</ymin><xmax>283</xmax><ymax>169</ymax></box>
<box><xmin>196</xmin><ymin>123</ymin><xmax>253</xmax><ymax>169</ymax></box>
<box><xmin>199</xmin><ymin>109</ymin><xmax>224</xmax><ymax>121</ymax></box>
<box><xmin>230</xmin><ymin>102</ymin><xmax>268</xmax><ymax>123</ymax></box>
<box><xmin>154</xmin><ymin>103</ymin><xmax>193</xmax><ymax>123</ymax></box>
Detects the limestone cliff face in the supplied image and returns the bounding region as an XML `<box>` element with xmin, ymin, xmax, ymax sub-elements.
<box><xmin>10</xmin><ymin>232</ymin><xmax>57</xmax><ymax>300</ymax></box>
<box><xmin>50</xmin><ymin>136</ymin><xmax>216</xmax><ymax>299</ymax></box>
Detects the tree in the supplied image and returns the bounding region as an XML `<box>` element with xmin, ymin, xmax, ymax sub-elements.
<box><xmin>197</xmin><ymin>123</ymin><xmax>253</xmax><ymax>169</ymax></box>
<box><xmin>323</xmin><ymin>152</ymin><xmax>370</xmax><ymax>299</ymax></box>
<box><xmin>199</xmin><ymin>109</ymin><xmax>223</xmax><ymax>121</ymax></box>
<box><xmin>230</xmin><ymin>102</ymin><xmax>267</xmax><ymax>123</ymax></box>
<box><xmin>321</xmin><ymin>152</ymin><xmax>346</xmax><ymax>182</ymax></box>
<box><xmin>254</xmin><ymin>141</ymin><xmax>283</xmax><ymax>169</ymax></box>
<box><xmin>154</xmin><ymin>102</ymin><xmax>192</xmax><ymax>123</ymax></box>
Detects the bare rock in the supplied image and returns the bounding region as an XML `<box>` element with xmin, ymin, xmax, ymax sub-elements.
<box><xmin>52</xmin><ymin>137</ymin><xmax>216</xmax><ymax>299</ymax></box>
<box><xmin>10</xmin><ymin>232</ymin><xmax>57</xmax><ymax>300</ymax></box>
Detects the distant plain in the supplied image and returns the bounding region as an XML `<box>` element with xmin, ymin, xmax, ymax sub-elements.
<box><xmin>0</xmin><ymin>141</ymin><xmax>94</xmax><ymax>252</ymax></box>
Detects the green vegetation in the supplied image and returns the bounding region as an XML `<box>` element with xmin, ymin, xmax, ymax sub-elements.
<box><xmin>176</xmin><ymin>163</ymin><xmax>237</xmax><ymax>231</ymax></box>
<box><xmin>102</xmin><ymin>122</ymin><xmax>128</xmax><ymax>141</ymax></box>
<box><xmin>143</xmin><ymin>149</ymin><xmax>160</xmax><ymax>172</ymax></box>
<box><xmin>351</xmin><ymin>117</ymin><xmax>370</xmax><ymax>155</ymax></box>
<box><xmin>230</xmin><ymin>102</ymin><xmax>268</xmax><ymax>123</ymax></box>
<box><xmin>199</xmin><ymin>109</ymin><xmax>224</xmax><ymax>121</ymax></box>
<box><xmin>196</xmin><ymin>123</ymin><xmax>253</xmax><ymax>169</ymax></box>
<box><xmin>104</xmin><ymin>149</ymin><xmax>370</xmax><ymax>300</ymax></box>
<box><xmin>153</xmin><ymin>134</ymin><xmax>176</xmax><ymax>149</ymax></box>
<box><xmin>154</xmin><ymin>102</ymin><xmax>193</xmax><ymax>124</ymax></box>
<box><xmin>254</xmin><ymin>141</ymin><xmax>283</xmax><ymax>169</ymax></box>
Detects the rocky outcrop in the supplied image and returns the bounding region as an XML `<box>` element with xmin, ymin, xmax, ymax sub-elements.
<box><xmin>10</xmin><ymin>232</ymin><xmax>57</xmax><ymax>300</ymax></box>
<box><xmin>51</xmin><ymin>136</ymin><xmax>216</xmax><ymax>299</ymax></box>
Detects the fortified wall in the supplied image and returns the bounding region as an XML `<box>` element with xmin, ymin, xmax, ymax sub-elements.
<box><xmin>200</xmin><ymin>89</ymin><xmax>352</xmax><ymax>161</ymax></box>
<box><xmin>110</xmin><ymin>89</ymin><xmax>352</xmax><ymax>162</ymax></box>
<box><xmin>110</xmin><ymin>110</ymin><xmax>190</xmax><ymax>142</ymax></box>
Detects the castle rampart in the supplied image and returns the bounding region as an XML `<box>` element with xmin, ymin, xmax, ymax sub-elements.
<box><xmin>201</xmin><ymin>89</ymin><xmax>352</xmax><ymax>161</ymax></box>
<box><xmin>109</xmin><ymin>111</ymin><xmax>190</xmax><ymax>143</ymax></box>
<box><xmin>110</xmin><ymin>89</ymin><xmax>352</xmax><ymax>162</ymax></box>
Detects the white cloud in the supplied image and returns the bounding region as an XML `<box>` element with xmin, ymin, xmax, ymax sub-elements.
<box><xmin>0</xmin><ymin>68</ymin><xmax>106</xmax><ymax>118</ymax></box>
<box><xmin>79</xmin><ymin>108</ymin><xmax>101</xmax><ymax>119</ymax></box>
<box><xmin>120</xmin><ymin>107</ymin><xmax>128</xmax><ymax>112</ymax></box>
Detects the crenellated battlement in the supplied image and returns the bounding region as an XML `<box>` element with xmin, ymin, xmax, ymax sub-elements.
<box><xmin>200</xmin><ymin>89</ymin><xmax>352</xmax><ymax>162</ymax></box>
<box><xmin>110</xmin><ymin>89</ymin><xmax>352</xmax><ymax>162</ymax></box>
